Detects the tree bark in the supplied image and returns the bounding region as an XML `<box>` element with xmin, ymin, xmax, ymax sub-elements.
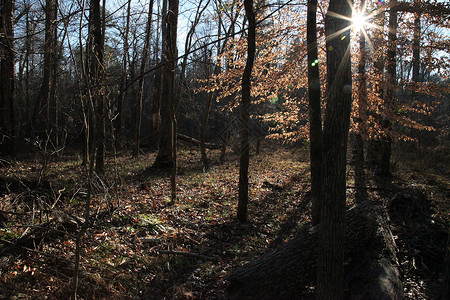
<box><xmin>317</xmin><ymin>0</ymin><xmax>352</xmax><ymax>298</ymax></box>
<box><xmin>152</xmin><ymin>66</ymin><xmax>162</xmax><ymax>133</ymax></box>
<box><xmin>354</xmin><ymin>0</ymin><xmax>368</xmax><ymax>203</ymax></box>
<box><xmin>366</xmin><ymin>9</ymin><xmax>385</xmax><ymax>169</ymax></box>
<box><xmin>133</xmin><ymin>0</ymin><xmax>154</xmax><ymax>157</ymax></box>
<box><xmin>237</xmin><ymin>0</ymin><xmax>256</xmax><ymax>224</ymax></box>
<box><xmin>306</xmin><ymin>0</ymin><xmax>322</xmax><ymax>225</ymax></box>
<box><xmin>228</xmin><ymin>202</ymin><xmax>403</xmax><ymax>299</ymax></box>
<box><xmin>35</xmin><ymin>0</ymin><xmax>58</xmax><ymax>144</ymax></box>
<box><xmin>0</xmin><ymin>0</ymin><xmax>15</xmax><ymax>156</ymax></box>
<box><xmin>153</xmin><ymin>0</ymin><xmax>178</xmax><ymax>169</ymax></box>
<box><xmin>412</xmin><ymin>0</ymin><xmax>421</xmax><ymax>83</ymax></box>
<box><xmin>47</xmin><ymin>0</ymin><xmax>58</xmax><ymax>140</ymax></box>
<box><xmin>95</xmin><ymin>0</ymin><xmax>105</xmax><ymax>174</ymax></box>
<box><xmin>86</xmin><ymin>0</ymin><xmax>105</xmax><ymax>173</ymax></box>
<box><xmin>116</xmin><ymin>0</ymin><xmax>132</xmax><ymax>147</ymax></box>
<box><xmin>151</xmin><ymin>1</ymin><xmax>162</xmax><ymax>148</ymax></box>
<box><xmin>376</xmin><ymin>1</ymin><xmax>398</xmax><ymax>177</ymax></box>
<box><xmin>24</xmin><ymin>5</ymin><xmax>32</xmax><ymax>139</ymax></box>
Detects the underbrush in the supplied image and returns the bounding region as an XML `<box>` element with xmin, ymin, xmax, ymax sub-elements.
<box><xmin>0</xmin><ymin>142</ymin><xmax>447</xmax><ymax>299</ymax></box>
<box><xmin>0</xmin><ymin>145</ymin><xmax>310</xmax><ymax>299</ymax></box>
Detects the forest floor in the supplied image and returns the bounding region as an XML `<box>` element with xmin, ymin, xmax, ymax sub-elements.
<box><xmin>0</xmin><ymin>143</ymin><xmax>448</xmax><ymax>299</ymax></box>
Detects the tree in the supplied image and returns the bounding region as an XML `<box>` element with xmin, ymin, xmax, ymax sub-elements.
<box><xmin>86</xmin><ymin>0</ymin><xmax>105</xmax><ymax>173</ymax></box>
<box><xmin>153</xmin><ymin>0</ymin><xmax>178</xmax><ymax>205</ymax></box>
<box><xmin>307</xmin><ymin>0</ymin><xmax>322</xmax><ymax>225</ymax></box>
<box><xmin>116</xmin><ymin>0</ymin><xmax>132</xmax><ymax>147</ymax></box>
<box><xmin>366</xmin><ymin>4</ymin><xmax>385</xmax><ymax>170</ymax></box>
<box><xmin>133</xmin><ymin>0</ymin><xmax>154</xmax><ymax>157</ymax></box>
<box><xmin>375</xmin><ymin>0</ymin><xmax>398</xmax><ymax>176</ymax></box>
<box><xmin>198</xmin><ymin>2</ymin><xmax>311</xmax><ymax>146</ymax></box>
<box><xmin>17</xmin><ymin>1</ymin><xmax>34</xmax><ymax>142</ymax></box>
<box><xmin>200</xmin><ymin>0</ymin><xmax>241</xmax><ymax>170</ymax></box>
<box><xmin>151</xmin><ymin>0</ymin><xmax>163</xmax><ymax>149</ymax></box>
<box><xmin>316</xmin><ymin>0</ymin><xmax>352</xmax><ymax>298</ymax></box>
<box><xmin>352</xmin><ymin>0</ymin><xmax>368</xmax><ymax>202</ymax></box>
<box><xmin>237</xmin><ymin>0</ymin><xmax>256</xmax><ymax>224</ymax></box>
<box><xmin>35</xmin><ymin>0</ymin><xmax>58</xmax><ymax>145</ymax></box>
<box><xmin>365</xmin><ymin>0</ymin><xmax>449</xmax><ymax>175</ymax></box>
<box><xmin>179</xmin><ymin>0</ymin><xmax>210</xmax><ymax>90</ymax></box>
<box><xmin>153</xmin><ymin>0</ymin><xmax>178</xmax><ymax>169</ymax></box>
<box><xmin>412</xmin><ymin>0</ymin><xmax>421</xmax><ymax>83</ymax></box>
<box><xmin>0</xmin><ymin>0</ymin><xmax>15</xmax><ymax>156</ymax></box>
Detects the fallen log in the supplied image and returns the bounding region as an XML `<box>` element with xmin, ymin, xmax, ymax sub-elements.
<box><xmin>177</xmin><ymin>133</ymin><xmax>221</xmax><ymax>150</ymax></box>
<box><xmin>227</xmin><ymin>201</ymin><xmax>403</xmax><ymax>299</ymax></box>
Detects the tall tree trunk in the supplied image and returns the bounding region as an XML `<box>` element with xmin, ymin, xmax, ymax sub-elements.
<box><xmin>237</xmin><ymin>0</ymin><xmax>256</xmax><ymax>224</ymax></box>
<box><xmin>25</xmin><ymin>6</ymin><xmax>32</xmax><ymax>139</ymax></box>
<box><xmin>153</xmin><ymin>0</ymin><xmax>178</xmax><ymax>169</ymax></box>
<box><xmin>81</xmin><ymin>0</ymin><xmax>90</xmax><ymax>165</ymax></box>
<box><xmin>96</xmin><ymin>0</ymin><xmax>106</xmax><ymax>174</ymax></box>
<box><xmin>97</xmin><ymin>0</ymin><xmax>106</xmax><ymax>159</ymax></box>
<box><xmin>153</xmin><ymin>0</ymin><xmax>169</xmax><ymax>167</ymax></box>
<box><xmin>133</xmin><ymin>0</ymin><xmax>154</xmax><ymax>157</ymax></box>
<box><xmin>87</xmin><ymin>0</ymin><xmax>105</xmax><ymax>173</ymax></box>
<box><xmin>169</xmin><ymin>0</ymin><xmax>179</xmax><ymax>204</ymax></box>
<box><xmin>366</xmin><ymin>9</ymin><xmax>385</xmax><ymax>169</ymax></box>
<box><xmin>50</xmin><ymin>0</ymin><xmax>59</xmax><ymax>150</ymax></box>
<box><xmin>0</xmin><ymin>0</ymin><xmax>15</xmax><ymax>156</ymax></box>
<box><xmin>412</xmin><ymin>0</ymin><xmax>421</xmax><ymax>83</ymax></box>
<box><xmin>152</xmin><ymin>67</ymin><xmax>162</xmax><ymax>136</ymax></box>
<box><xmin>307</xmin><ymin>0</ymin><xmax>322</xmax><ymax>225</ymax></box>
<box><xmin>354</xmin><ymin>0</ymin><xmax>368</xmax><ymax>202</ymax></box>
<box><xmin>34</xmin><ymin>0</ymin><xmax>58</xmax><ymax>144</ymax></box>
<box><xmin>52</xmin><ymin>17</ymin><xmax>60</xmax><ymax>151</ymax></box>
<box><xmin>151</xmin><ymin>0</ymin><xmax>162</xmax><ymax>148</ymax></box>
<box><xmin>116</xmin><ymin>0</ymin><xmax>132</xmax><ymax>147</ymax></box>
<box><xmin>376</xmin><ymin>0</ymin><xmax>398</xmax><ymax>177</ymax></box>
<box><xmin>255</xmin><ymin>101</ymin><xmax>265</xmax><ymax>155</ymax></box>
<box><xmin>317</xmin><ymin>0</ymin><xmax>352</xmax><ymax>298</ymax></box>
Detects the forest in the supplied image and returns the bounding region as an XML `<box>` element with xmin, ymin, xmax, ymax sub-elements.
<box><xmin>0</xmin><ymin>0</ymin><xmax>449</xmax><ymax>298</ymax></box>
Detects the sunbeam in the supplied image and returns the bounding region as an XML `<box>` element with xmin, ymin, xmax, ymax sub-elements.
<box><xmin>352</xmin><ymin>10</ymin><xmax>368</xmax><ymax>32</ymax></box>
<box><xmin>347</xmin><ymin>0</ymin><xmax>390</xmax><ymax>53</ymax></box>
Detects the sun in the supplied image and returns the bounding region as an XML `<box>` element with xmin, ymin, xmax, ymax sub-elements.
<box><xmin>352</xmin><ymin>10</ymin><xmax>368</xmax><ymax>32</ymax></box>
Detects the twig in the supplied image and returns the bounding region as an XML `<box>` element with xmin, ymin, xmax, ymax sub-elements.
<box><xmin>346</xmin><ymin>186</ymin><xmax>390</xmax><ymax>191</ymax></box>
<box><xmin>0</xmin><ymin>210</ymin><xmax>29</xmax><ymax>215</ymax></box>
<box><xmin>158</xmin><ymin>249</ymin><xmax>217</xmax><ymax>261</ymax></box>
<box><xmin>184</xmin><ymin>235</ymin><xmax>201</xmax><ymax>245</ymax></box>
<box><xmin>50</xmin><ymin>187</ymin><xmax>66</xmax><ymax>210</ymax></box>
<box><xmin>13</xmin><ymin>224</ymin><xmax>77</xmax><ymax>238</ymax></box>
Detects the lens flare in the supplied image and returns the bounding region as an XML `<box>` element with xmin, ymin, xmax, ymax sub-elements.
<box><xmin>352</xmin><ymin>11</ymin><xmax>368</xmax><ymax>31</ymax></box>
